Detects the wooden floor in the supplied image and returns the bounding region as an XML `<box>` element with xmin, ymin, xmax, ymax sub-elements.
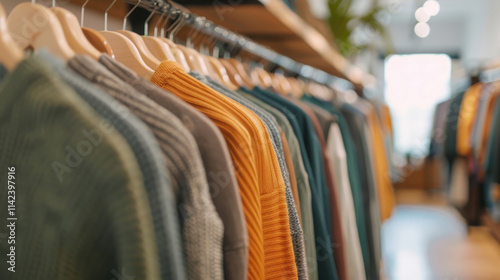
<box><xmin>382</xmin><ymin>189</ymin><xmax>500</xmax><ymax>280</ymax></box>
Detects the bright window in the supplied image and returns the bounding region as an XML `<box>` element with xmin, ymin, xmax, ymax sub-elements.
<box><xmin>385</xmin><ymin>54</ymin><xmax>451</xmax><ymax>157</ymax></box>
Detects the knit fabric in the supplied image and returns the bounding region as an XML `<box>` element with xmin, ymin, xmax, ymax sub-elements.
<box><xmin>246</xmin><ymin>88</ymin><xmax>339</xmax><ymax>280</ymax></box>
<box><xmin>238</xmin><ymin>91</ymin><xmax>319</xmax><ymax>280</ymax></box>
<box><xmin>98</xmin><ymin>55</ymin><xmax>248</xmax><ymax>280</ymax></box>
<box><xmin>36</xmin><ymin>52</ymin><xmax>186</xmax><ymax>280</ymax></box>
<box><xmin>302</xmin><ymin>96</ymin><xmax>371</xmax><ymax>280</ymax></box>
<box><xmin>280</xmin><ymin>130</ymin><xmax>302</xmax><ymax>222</ymax></box>
<box><xmin>327</xmin><ymin>124</ymin><xmax>366</xmax><ymax>280</ymax></box>
<box><xmin>192</xmin><ymin>74</ymin><xmax>307</xmax><ymax>280</ymax></box>
<box><xmin>152</xmin><ymin>61</ymin><xmax>298</xmax><ymax>280</ymax></box>
<box><xmin>68</xmin><ymin>55</ymin><xmax>223</xmax><ymax>280</ymax></box>
<box><xmin>0</xmin><ymin>55</ymin><xmax>161</xmax><ymax>280</ymax></box>
<box><xmin>340</xmin><ymin>104</ymin><xmax>380</xmax><ymax>280</ymax></box>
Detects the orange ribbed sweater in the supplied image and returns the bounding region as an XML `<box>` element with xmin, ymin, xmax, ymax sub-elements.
<box><xmin>151</xmin><ymin>61</ymin><xmax>298</xmax><ymax>280</ymax></box>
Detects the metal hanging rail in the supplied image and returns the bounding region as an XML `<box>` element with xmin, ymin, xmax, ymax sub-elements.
<box><xmin>121</xmin><ymin>0</ymin><xmax>354</xmax><ymax>91</ymax></box>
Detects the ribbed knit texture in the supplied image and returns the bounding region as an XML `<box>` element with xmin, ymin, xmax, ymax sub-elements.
<box><xmin>0</xmin><ymin>56</ymin><xmax>160</xmax><ymax>280</ymax></box>
<box><xmin>152</xmin><ymin>61</ymin><xmax>298</xmax><ymax>280</ymax></box>
<box><xmin>37</xmin><ymin>51</ymin><xmax>186</xmax><ymax>280</ymax></box>
<box><xmin>245</xmin><ymin>88</ymin><xmax>339</xmax><ymax>280</ymax></box>
<box><xmin>98</xmin><ymin>55</ymin><xmax>248</xmax><ymax>280</ymax></box>
<box><xmin>238</xmin><ymin>91</ymin><xmax>319</xmax><ymax>280</ymax></box>
<box><xmin>68</xmin><ymin>55</ymin><xmax>223</xmax><ymax>280</ymax></box>
<box><xmin>193</xmin><ymin>74</ymin><xmax>307</xmax><ymax>280</ymax></box>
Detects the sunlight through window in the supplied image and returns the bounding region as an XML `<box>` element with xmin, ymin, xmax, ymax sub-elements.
<box><xmin>385</xmin><ymin>54</ymin><xmax>451</xmax><ymax>157</ymax></box>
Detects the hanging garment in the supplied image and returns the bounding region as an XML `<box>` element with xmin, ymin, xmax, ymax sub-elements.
<box><xmin>0</xmin><ymin>55</ymin><xmax>161</xmax><ymax>280</ymax></box>
<box><xmin>67</xmin><ymin>55</ymin><xmax>224</xmax><ymax>280</ymax></box>
<box><xmin>303</xmin><ymin>99</ymin><xmax>366</xmax><ymax>280</ymax></box>
<box><xmin>444</xmin><ymin>91</ymin><xmax>466</xmax><ymax>178</ymax></box>
<box><xmin>237</xmin><ymin>90</ymin><xmax>320</xmax><ymax>280</ymax></box>
<box><xmin>151</xmin><ymin>61</ymin><xmax>299</xmax><ymax>280</ymax></box>
<box><xmin>190</xmin><ymin>73</ymin><xmax>308</xmax><ymax>280</ymax></box>
<box><xmin>243</xmin><ymin>88</ymin><xmax>339</xmax><ymax>280</ymax></box>
<box><xmin>35</xmin><ymin>51</ymin><xmax>185</xmax><ymax>280</ymax></box>
<box><xmin>97</xmin><ymin>55</ymin><xmax>248</xmax><ymax>280</ymax></box>
<box><xmin>301</xmin><ymin>95</ymin><xmax>372</xmax><ymax>280</ymax></box>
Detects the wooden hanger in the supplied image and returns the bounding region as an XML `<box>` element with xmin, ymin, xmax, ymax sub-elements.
<box><xmin>167</xmin><ymin>12</ymin><xmax>208</xmax><ymax>74</ymax></box>
<box><xmin>178</xmin><ymin>45</ymin><xmax>206</xmax><ymax>74</ymax></box>
<box><xmin>251</xmin><ymin>67</ymin><xmax>273</xmax><ymax>89</ymax></box>
<box><xmin>116</xmin><ymin>30</ymin><xmax>161</xmax><ymax>69</ymax></box>
<box><xmin>0</xmin><ymin>3</ymin><xmax>23</xmax><ymax>71</ymax></box>
<box><xmin>79</xmin><ymin>0</ymin><xmax>113</xmax><ymax>57</ymax></box>
<box><xmin>82</xmin><ymin>28</ymin><xmax>114</xmax><ymax>57</ymax></box>
<box><xmin>275</xmin><ymin>72</ymin><xmax>292</xmax><ymax>95</ymax></box>
<box><xmin>114</xmin><ymin>1</ymin><xmax>160</xmax><ymax>70</ymax></box>
<box><xmin>99</xmin><ymin>0</ymin><xmax>153</xmax><ymax>78</ymax></box>
<box><xmin>51</xmin><ymin>7</ymin><xmax>101</xmax><ymax>59</ymax></box>
<box><xmin>227</xmin><ymin>58</ymin><xmax>255</xmax><ymax>89</ymax></box>
<box><xmin>207</xmin><ymin>56</ymin><xmax>238</xmax><ymax>90</ymax></box>
<box><xmin>156</xmin><ymin>11</ymin><xmax>191</xmax><ymax>71</ymax></box>
<box><xmin>286</xmin><ymin>77</ymin><xmax>302</xmax><ymax>98</ymax></box>
<box><xmin>101</xmin><ymin>31</ymin><xmax>154</xmax><ymax>79</ymax></box>
<box><xmin>288</xmin><ymin>77</ymin><xmax>304</xmax><ymax>98</ymax></box>
<box><xmin>270</xmin><ymin>73</ymin><xmax>285</xmax><ymax>95</ymax></box>
<box><xmin>7</xmin><ymin>2</ymin><xmax>75</xmax><ymax>61</ymax></box>
<box><xmin>220</xmin><ymin>59</ymin><xmax>245</xmax><ymax>88</ymax></box>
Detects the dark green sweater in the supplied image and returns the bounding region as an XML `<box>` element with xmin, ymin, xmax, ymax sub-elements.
<box><xmin>0</xmin><ymin>56</ymin><xmax>161</xmax><ymax>280</ymax></box>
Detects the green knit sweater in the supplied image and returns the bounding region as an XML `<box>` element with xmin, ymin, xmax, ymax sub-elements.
<box><xmin>0</xmin><ymin>56</ymin><xmax>161</xmax><ymax>279</ymax></box>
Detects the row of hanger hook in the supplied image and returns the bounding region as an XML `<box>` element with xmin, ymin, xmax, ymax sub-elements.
<box><xmin>29</xmin><ymin>0</ymin><xmax>353</xmax><ymax>89</ymax></box>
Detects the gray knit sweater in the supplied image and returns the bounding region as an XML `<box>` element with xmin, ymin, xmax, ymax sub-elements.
<box><xmin>0</xmin><ymin>56</ymin><xmax>161</xmax><ymax>280</ymax></box>
<box><xmin>36</xmin><ymin>51</ymin><xmax>187</xmax><ymax>280</ymax></box>
<box><xmin>68</xmin><ymin>55</ymin><xmax>224</xmax><ymax>280</ymax></box>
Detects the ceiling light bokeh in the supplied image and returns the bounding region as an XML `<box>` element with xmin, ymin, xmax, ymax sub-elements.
<box><xmin>423</xmin><ymin>0</ymin><xmax>440</xmax><ymax>16</ymax></box>
<box><xmin>415</xmin><ymin>7</ymin><xmax>431</xmax><ymax>23</ymax></box>
<box><xmin>414</xmin><ymin>22</ymin><xmax>431</xmax><ymax>38</ymax></box>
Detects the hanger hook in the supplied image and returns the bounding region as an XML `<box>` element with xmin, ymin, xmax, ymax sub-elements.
<box><xmin>81</xmin><ymin>0</ymin><xmax>89</xmax><ymax>27</ymax></box>
<box><xmin>123</xmin><ymin>0</ymin><xmax>141</xmax><ymax>30</ymax></box>
<box><xmin>160</xmin><ymin>6</ymin><xmax>174</xmax><ymax>38</ymax></box>
<box><xmin>165</xmin><ymin>10</ymin><xmax>181</xmax><ymax>38</ymax></box>
<box><xmin>154</xmin><ymin>5</ymin><xmax>168</xmax><ymax>37</ymax></box>
<box><xmin>104</xmin><ymin>0</ymin><xmax>117</xmax><ymax>31</ymax></box>
<box><xmin>144</xmin><ymin>5</ymin><xmax>158</xmax><ymax>36</ymax></box>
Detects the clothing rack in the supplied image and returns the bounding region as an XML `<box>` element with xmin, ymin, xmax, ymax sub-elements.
<box><xmin>122</xmin><ymin>0</ymin><xmax>355</xmax><ymax>92</ymax></box>
<box><xmin>480</xmin><ymin>67</ymin><xmax>500</xmax><ymax>83</ymax></box>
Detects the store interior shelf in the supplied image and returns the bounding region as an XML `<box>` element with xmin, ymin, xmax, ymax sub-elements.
<box><xmin>182</xmin><ymin>0</ymin><xmax>370</xmax><ymax>88</ymax></box>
